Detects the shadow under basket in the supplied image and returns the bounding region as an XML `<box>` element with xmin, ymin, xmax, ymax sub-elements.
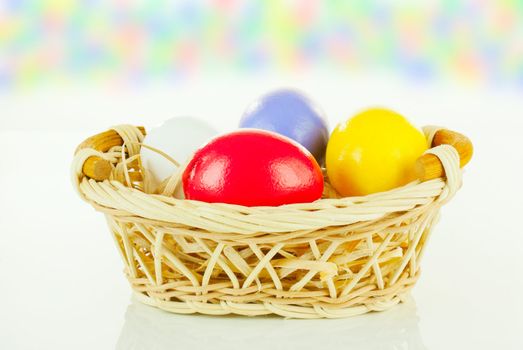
<box><xmin>72</xmin><ymin>125</ymin><xmax>472</xmax><ymax>319</ymax></box>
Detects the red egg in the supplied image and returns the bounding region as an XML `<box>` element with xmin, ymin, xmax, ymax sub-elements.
<box><xmin>182</xmin><ymin>129</ymin><xmax>324</xmax><ymax>206</ymax></box>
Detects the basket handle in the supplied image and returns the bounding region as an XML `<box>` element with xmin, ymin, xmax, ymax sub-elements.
<box><xmin>75</xmin><ymin>126</ymin><xmax>146</xmax><ymax>181</ymax></box>
<box><xmin>416</xmin><ymin>129</ymin><xmax>473</xmax><ymax>181</ymax></box>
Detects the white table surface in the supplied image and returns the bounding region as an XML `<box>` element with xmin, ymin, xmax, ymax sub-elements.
<box><xmin>1</xmin><ymin>77</ymin><xmax>522</xmax><ymax>349</ymax></box>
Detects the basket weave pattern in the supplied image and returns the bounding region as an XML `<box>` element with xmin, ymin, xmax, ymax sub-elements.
<box><xmin>72</xmin><ymin>125</ymin><xmax>462</xmax><ymax>319</ymax></box>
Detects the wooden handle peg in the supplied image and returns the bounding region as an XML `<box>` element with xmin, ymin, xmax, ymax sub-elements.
<box><xmin>416</xmin><ymin>129</ymin><xmax>473</xmax><ymax>181</ymax></box>
<box><xmin>75</xmin><ymin>127</ymin><xmax>146</xmax><ymax>181</ymax></box>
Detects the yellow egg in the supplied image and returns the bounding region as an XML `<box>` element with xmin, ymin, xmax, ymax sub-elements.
<box><xmin>326</xmin><ymin>108</ymin><xmax>428</xmax><ymax>197</ymax></box>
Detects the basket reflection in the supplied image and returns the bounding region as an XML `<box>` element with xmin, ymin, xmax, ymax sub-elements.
<box><xmin>117</xmin><ymin>294</ymin><xmax>426</xmax><ymax>349</ymax></box>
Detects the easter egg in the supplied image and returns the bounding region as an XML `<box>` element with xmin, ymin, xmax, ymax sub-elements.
<box><xmin>239</xmin><ymin>89</ymin><xmax>329</xmax><ymax>164</ymax></box>
<box><xmin>141</xmin><ymin>117</ymin><xmax>217</xmax><ymax>185</ymax></box>
<box><xmin>182</xmin><ymin>129</ymin><xmax>324</xmax><ymax>206</ymax></box>
<box><xmin>326</xmin><ymin>108</ymin><xmax>428</xmax><ymax>197</ymax></box>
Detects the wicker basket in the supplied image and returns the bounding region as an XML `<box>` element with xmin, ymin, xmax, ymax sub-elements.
<box><xmin>72</xmin><ymin>124</ymin><xmax>472</xmax><ymax>319</ymax></box>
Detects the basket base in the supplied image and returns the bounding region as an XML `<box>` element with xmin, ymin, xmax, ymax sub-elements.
<box><xmin>132</xmin><ymin>290</ymin><xmax>412</xmax><ymax>319</ymax></box>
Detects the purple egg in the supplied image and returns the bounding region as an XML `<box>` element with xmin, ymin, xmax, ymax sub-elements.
<box><xmin>239</xmin><ymin>89</ymin><xmax>329</xmax><ymax>164</ymax></box>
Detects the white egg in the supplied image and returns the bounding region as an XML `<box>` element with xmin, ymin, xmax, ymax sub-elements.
<box><xmin>141</xmin><ymin>117</ymin><xmax>218</xmax><ymax>186</ymax></box>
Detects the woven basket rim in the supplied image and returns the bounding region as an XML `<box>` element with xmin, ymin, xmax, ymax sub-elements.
<box><xmin>72</xmin><ymin>124</ymin><xmax>462</xmax><ymax>235</ymax></box>
<box><xmin>79</xmin><ymin>174</ymin><xmax>447</xmax><ymax>209</ymax></box>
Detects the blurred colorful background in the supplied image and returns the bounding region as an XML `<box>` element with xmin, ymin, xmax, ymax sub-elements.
<box><xmin>1</xmin><ymin>0</ymin><xmax>522</xmax><ymax>90</ymax></box>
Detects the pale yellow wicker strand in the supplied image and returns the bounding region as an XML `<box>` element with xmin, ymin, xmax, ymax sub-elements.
<box><xmin>72</xmin><ymin>125</ymin><xmax>464</xmax><ymax>319</ymax></box>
